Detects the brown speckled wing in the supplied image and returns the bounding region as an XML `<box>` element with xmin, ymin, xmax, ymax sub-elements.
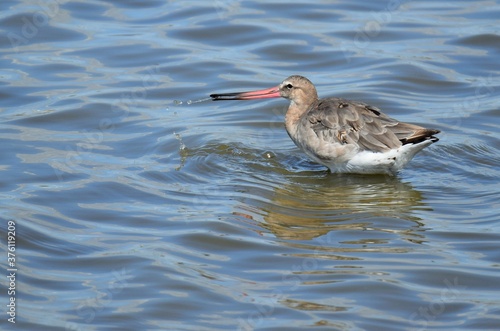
<box><xmin>305</xmin><ymin>98</ymin><xmax>403</xmax><ymax>153</ymax></box>
<box><xmin>305</xmin><ymin>98</ymin><xmax>440</xmax><ymax>153</ymax></box>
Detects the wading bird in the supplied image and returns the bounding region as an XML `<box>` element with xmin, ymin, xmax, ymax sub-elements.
<box><xmin>211</xmin><ymin>75</ymin><xmax>440</xmax><ymax>174</ymax></box>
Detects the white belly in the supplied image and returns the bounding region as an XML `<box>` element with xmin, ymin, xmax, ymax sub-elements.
<box><xmin>301</xmin><ymin>140</ymin><xmax>434</xmax><ymax>175</ymax></box>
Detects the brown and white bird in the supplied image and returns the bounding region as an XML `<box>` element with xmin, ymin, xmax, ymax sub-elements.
<box><xmin>210</xmin><ymin>75</ymin><xmax>440</xmax><ymax>174</ymax></box>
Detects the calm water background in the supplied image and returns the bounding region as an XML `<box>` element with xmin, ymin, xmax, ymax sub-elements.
<box><xmin>1</xmin><ymin>0</ymin><xmax>499</xmax><ymax>330</ymax></box>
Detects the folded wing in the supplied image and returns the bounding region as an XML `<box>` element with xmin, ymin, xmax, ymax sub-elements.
<box><xmin>305</xmin><ymin>98</ymin><xmax>439</xmax><ymax>153</ymax></box>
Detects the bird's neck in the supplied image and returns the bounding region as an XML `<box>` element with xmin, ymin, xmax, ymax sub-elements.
<box><xmin>284</xmin><ymin>86</ymin><xmax>318</xmax><ymax>138</ymax></box>
<box><xmin>285</xmin><ymin>99</ymin><xmax>314</xmax><ymax>138</ymax></box>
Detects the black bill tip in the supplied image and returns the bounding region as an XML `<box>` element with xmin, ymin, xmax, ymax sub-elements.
<box><xmin>210</xmin><ymin>92</ymin><xmax>242</xmax><ymax>101</ymax></box>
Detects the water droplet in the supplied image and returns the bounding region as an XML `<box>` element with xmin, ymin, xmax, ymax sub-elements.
<box><xmin>174</xmin><ymin>100</ymin><xmax>183</xmax><ymax>105</ymax></box>
<box><xmin>187</xmin><ymin>100</ymin><xmax>192</xmax><ymax>105</ymax></box>
<box><xmin>174</xmin><ymin>132</ymin><xmax>186</xmax><ymax>151</ymax></box>
<box><xmin>263</xmin><ymin>151</ymin><xmax>275</xmax><ymax>159</ymax></box>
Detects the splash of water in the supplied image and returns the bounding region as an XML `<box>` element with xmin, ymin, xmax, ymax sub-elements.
<box><xmin>187</xmin><ymin>97</ymin><xmax>212</xmax><ymax>104</ymax></box>
<box><xmin>172</xmin><ymin>97</ymin><xmax>211</xmax><ymax>106</ymax></box>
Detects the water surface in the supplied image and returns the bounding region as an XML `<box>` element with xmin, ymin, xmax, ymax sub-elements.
<box><xmin>1</xmin><ymin>0</ymin><xmax>499</xmax><ymax>330</ymax></box>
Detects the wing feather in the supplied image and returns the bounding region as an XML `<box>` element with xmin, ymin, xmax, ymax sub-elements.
<box><xmin>305</xmin><ymin>98</ymin><xmax>402</xmax><ymax>153</ymax></box>
<box><xmin>303</xmin><ymin>97</ymin><xmax>440</xmax><ymax>154</ymax></box>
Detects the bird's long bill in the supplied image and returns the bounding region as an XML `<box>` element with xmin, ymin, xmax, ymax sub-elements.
<box><xmin>210</xmin><ymin>86</ymin><xmax>280</xmax><ymax>101</ymax></box>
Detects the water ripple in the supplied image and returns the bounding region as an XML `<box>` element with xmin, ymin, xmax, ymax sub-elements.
<box><xmin>1</xmin><ymin>0</ymin><xmax>499</xmax><ymax>330</ymax></box>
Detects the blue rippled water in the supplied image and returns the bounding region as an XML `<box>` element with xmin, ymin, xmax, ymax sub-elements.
<box><xmin>1</xmin><ymin>0</ymin><xmax>499</xmax><ymax>330</ymax></box>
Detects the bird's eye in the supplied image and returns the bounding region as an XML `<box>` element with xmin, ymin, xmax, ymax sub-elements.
<box><xmin>286</xmin><ymin>84</ymin><xmax>293</xmax><ymax>89</ymax></box>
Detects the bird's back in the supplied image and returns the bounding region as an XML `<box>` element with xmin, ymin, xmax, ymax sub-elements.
<box><xmin>290</xmin><ymin>97</ymin><xmax>440</xmax><ymax>174</ymax></box>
